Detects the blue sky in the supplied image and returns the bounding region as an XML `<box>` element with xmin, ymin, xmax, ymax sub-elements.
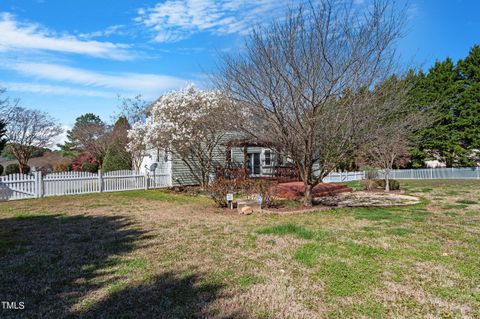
<box><xmin>0</xmin><ymin>0</ymin><xmax>479</xmax><ymax>134</ymax></box>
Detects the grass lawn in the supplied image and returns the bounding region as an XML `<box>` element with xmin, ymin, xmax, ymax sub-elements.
<box><xmin>0</xmin><ymin>180</ymin><xmax>479</xmax><ymax>318</ymax></box>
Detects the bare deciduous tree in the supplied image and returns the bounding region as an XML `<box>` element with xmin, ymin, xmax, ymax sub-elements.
<box><xmin>116</xmin><ymin>94</ymin><xmax>150</xmax><ymax>170</ymax></box>
<box><xmin>116</xmin><ymin>94</ymin><xmax>149</xmax><ymax>125</ymax></box>
<box><xmin>217</xmin><ymin>0</ymin><xmax>406</xmax><ymax>205</ymax></box>
<box><xmin>3</xmin><ymin>106</ymin><xmax>63</xmax><ymax>173</ymax></box>
<box><xmin>360</xmin><ymin>75</ymin><xmax>434</xmax><ymax>191</ymax></box>
<box><xmin>71</xmin><ymin>121</ymin><xmax>111</xmax><ymax>168</ymax></box>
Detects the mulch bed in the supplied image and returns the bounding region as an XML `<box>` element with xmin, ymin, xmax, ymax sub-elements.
<box><xmin>276</xmin><ymin>182</ymin><xmax>352</xmax><ymax>200</ymax></box>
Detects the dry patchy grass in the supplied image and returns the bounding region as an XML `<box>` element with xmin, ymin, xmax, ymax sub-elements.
<box><xmin>0</xmin><ymin>181</ymin><xmax>479</xmax><ymax>318</ymax></box>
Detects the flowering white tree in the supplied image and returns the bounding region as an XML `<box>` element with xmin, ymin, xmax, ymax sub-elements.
<box><xmin>128</xmin><ymin>85</ymin><xmax>230</xmax><ymax>186</ymax></box>
<box><xmin>127</xmin><ymin>122</ymin><xmax>147</xmax><ymax>172</ymax></box>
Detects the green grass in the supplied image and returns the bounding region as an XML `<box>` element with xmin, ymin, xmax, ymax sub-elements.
<box><xmin>314</xmin><ymin>259</ymin><xmax>380</xmax><ymax>297</ymax></box>
<box><xmin>442</xmin><ymin>203</ymin><xmax>468</xmax><ymax>210</ymax></box>
<box><xmin>256</xmin><ymin>223</ymin><xmax>314</xmax><ymax>239</ymax></box>
<box><xmin>115</xmin><ymin>189</ymin><xmax>208</xmax><ymax>204</ymax></box>
<box><xmin>0</xmin><ymin>179</ymin><xmax>479</xmax><ymax>318</ymax></box>
<box><xmin>293</xmin><ymin>243</ymin><xmax>321</xmax><ymax>267</ymax></box>
<box><xmin>385</xmin><ymin>228</ymin><xmax>416</xmax><ymax>236</ymax></box>
<box><xmin>456</xmin><ymin>199</ymin><xmax>478</xmax><ymax>205</ymax></box>
<box><xmin>350</xmin><ymin>207</ymin><xmax>404</xmax><ymax>222</ymax></box>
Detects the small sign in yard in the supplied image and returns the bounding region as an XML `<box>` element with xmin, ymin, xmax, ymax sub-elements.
<box><xmin>226</xmin><ymin>193</ymin><xmax>234</xmax><ymax>209</ymax></box>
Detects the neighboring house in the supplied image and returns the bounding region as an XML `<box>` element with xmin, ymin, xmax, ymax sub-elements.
<box><xmin>423</xmin><ymin>149</ymin><xmax>480</xmax><ymax>168</ymax></box>
<box><xmin>424</xmin><ymin>160</ymin><xmax>447</xmax><ymax>168</ymax></box>
<box><xmin>139</xmin><ymin>135</ymin><xmax>294</xmax><ymax>187</ymax></box>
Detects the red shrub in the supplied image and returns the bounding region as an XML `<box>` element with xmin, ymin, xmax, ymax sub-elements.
<box><xmin>72</xmin><ymin>153</ymin><xmax>99</xmax><ymax>172</ymax></box>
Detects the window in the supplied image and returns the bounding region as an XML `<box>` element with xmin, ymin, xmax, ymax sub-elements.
<box><xmin>264</xmin><ymin>149</ymin><xmax>271</xmax><ymax>166</ymax></box>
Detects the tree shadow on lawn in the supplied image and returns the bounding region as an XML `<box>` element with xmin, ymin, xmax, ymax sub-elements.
<box><xmin>0</xmin><ymin>213</ymin><xmax>234</xmax><ymax>318</ymax></box>
<box><xmin>80</xmin><ymin>270</ymin><xmax>236</xmax><ymax>318</ymax></box>
<box><xmin>0</xmin><ymin>213</ymin><xmax>149</xmax><ymax>318</ymax></box>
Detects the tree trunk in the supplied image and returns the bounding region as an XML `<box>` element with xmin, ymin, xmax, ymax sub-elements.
<box><xmin>19</xmin><ymin>161</ymin><xmax>28</xmax><ymax>174</ymax></box>
<box><xmin>303</xmin><ymin>183</ymin><xmax>313</xmax><ymax>207</ymax></box>
<box><xmin>385</xmin><ymin>171</ymin><xmax>390</xmax><ymax>192</ymax></box>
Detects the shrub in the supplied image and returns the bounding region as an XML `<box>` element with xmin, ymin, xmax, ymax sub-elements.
<box><xmin>102</xmin><ymin>143</ymin><xmax>132</xmax><ymax>172</ymax></box>
<box><xmin>360</xmin><ymin>179</ymin><xmax>400</xmax><ymax>191</ymax></box>
<box><xmin>81</xmin><ymin>162</ymin><xmax>99</xmax><ymax>173</ymax></box>
<box><xmin>251</xmin><ymin>179</ymin><xmax>278</xmax><ymax>208</ymax></box>
<box><xmin>207</xmin><ymin>178</ymin><xmax>238</xmax><ymax>207</ymax></box>
<box><xmin>5</xmin><ymin>163</ymin><xmax>30</xmax><ymax>175</ymax></box>
<box><xmin>377</xmin><ymin>179</ymin><xmax>400</xmax><ymax>190</ymax></box>
<box><xmin>72</xmin><ymin>153</ymin><xmax>98</xmax><ymax>172</ymax></box>
<box><xmin>53</xmin><ymin>160</ymin><xmax>73</xmax><ymax>172</ymax></box>
<box><xmin>0</xmin><ymin>164</ymin><xmax>3</xmax><ymax>175</ymax></box>
<box><xmin>360</xmin><ymin>179</ymin><xmax>380</xmax><ymax>191</ymax></box>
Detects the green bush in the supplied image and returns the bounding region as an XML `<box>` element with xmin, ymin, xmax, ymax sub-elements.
<box><xmin>81</xmin><ymin>162</ymin><xmax>98</xmax><ymax>173</ymax></box>
<box><xmin>0</xmin><ymin>164</ymin><xmax>3</xmax><ymax>175</ymax></box>
<box><xmin>360</xmin><ymin>179</ymin><xmax>400</xmax><ymax>191</ymax></box>
<box><xmin>102</xmin><ymin>143</ymin><xmax>131</xmax><ymax>172</ymax></box>
<box><xmin>5</xmin><ymin>163</ymin><xmax>30</xmax><ymax>175</ymax></box>
<box><xmin>377</xmin><ymin>179</ymin><xmax>400</xmax><ymax>190</ymax></box>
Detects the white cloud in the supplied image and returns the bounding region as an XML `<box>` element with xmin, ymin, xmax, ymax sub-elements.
<box><xmin>0</xmin><ymin>12</ymin><xmax>133</xmax><ymax>60</ymax></box>
<box><xmin>1</xmin><ymin>61</ymin><xmax>188</xmax><ymax>96</ymax></box>
<box><xmin>0</xmin><ymin>81</ymin><xmax>116</xmax><ymax>98</ymax></box>
<box><xmin>52</xmin><ymin>125</ymin><xmax>70</xmax><ymax>149</ymax></box>
<box><xmin>136</xmin><ymin>0</ymin><xmax>292</xmax><ymax>42</ymax></box>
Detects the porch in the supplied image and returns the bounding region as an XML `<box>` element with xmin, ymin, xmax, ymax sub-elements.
<box><xmin>223</xmin><ymin>139</ymin><xmax>299</xmax><ymax>182</ymax></box>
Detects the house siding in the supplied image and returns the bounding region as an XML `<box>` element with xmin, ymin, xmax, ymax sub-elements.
<box><xmin>171</xmin><ymin>132</ymin><xmax>237</xmax><ymax>186</ymax></box>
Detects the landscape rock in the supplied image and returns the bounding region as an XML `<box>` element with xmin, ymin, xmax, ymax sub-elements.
<box><xmin>237</xmin><ymin>200</ymin><xmax>261</xmax><ymax>214</ymax></box>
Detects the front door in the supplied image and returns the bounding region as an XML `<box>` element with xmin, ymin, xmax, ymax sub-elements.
<box><xmin>247</xmin><ymin>153</ymin><xmax>261</xmax><ymax>176</ymax></box>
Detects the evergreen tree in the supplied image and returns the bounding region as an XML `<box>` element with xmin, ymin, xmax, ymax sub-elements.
<box><xmin>457</xmin><ymin>45</ymin><xmax>480</xmax><ymax>151</ymax></box>
<box><xmin>409</xmin><ymin>46</ymin><xmax>480</xmax><ymax>167</ymax></box>
<box><xmin>102</xmin><ymin>142</ymin><xmax>132</xmax><ymax>172</ymax></box>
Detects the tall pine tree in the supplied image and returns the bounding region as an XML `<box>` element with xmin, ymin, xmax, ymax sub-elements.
<box><xmin>410</xmin><ymin>46</ymin><xmax>480</xmax><ymax>167</ymax></box>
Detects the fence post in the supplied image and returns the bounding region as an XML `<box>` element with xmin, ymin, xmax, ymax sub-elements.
<box><xmin>144</xmin><ymin>171</ymin><xmax>149</xmax><ymax>190</ymax></box>
<box><xmin>35</xmin><ymin>171</ymin><xmax>43</xmax><ymax>198</ymax></box>
<box><xmin>430</xmin><ymin>167</ymin><xmax>433</xmax><ymax>179</ymax></box>
<box><xmin>410</xmin><ymin>169</ymin><xmax>413</xmax><ymax>179</ymax></box>
<box><xmin>98</xmin><ymin>170</ymin><xmax>104</xmax><ymax>192</ymax></box>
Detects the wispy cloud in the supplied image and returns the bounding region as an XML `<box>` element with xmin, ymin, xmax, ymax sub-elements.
<box><xmin>0</xmin><ymin>61</ymin><xmax>188</xmax><ymax>96</ymax></box>
<box><xmin>0</xmin><ymin>81</ymin><xmax>116</xmax><ymax>98</ymax></box>
<box><xmin>0</xmin><ymin>12</ymin><xmax>134</xmax><ymax>60</ymax></box>
<box><xmin>135</xmin><ymin>0</ymin><xmax>293</xmax><ymax>42</ymax></box>
<box><xmin>78</xmin><ymin>25</ymin><xmax>126</xmax><ymax>40</ymax></box>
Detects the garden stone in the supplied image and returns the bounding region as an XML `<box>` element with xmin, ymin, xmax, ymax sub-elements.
<box><xmin>237</xmin><ymin>200</ymin><xmax>261</xmax><ymax>214</ymax></box>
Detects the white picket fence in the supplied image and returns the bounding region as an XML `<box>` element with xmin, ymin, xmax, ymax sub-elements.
<box><xmin>0</xmin><ymin>169</ymin><xmax>171</xmax><ymax>201</ymax></box>
<box><xmin>322</xmin><ymin>167</ymin><xmax>480</xmax><ymax>183</ymax></box>
<box><xmin>323</xmin><ymin>171</ymin><xmax>366</xmax><ymax>183</ymax></box>
<box><xmin>383</xmin><ymin>167</ymin><xmax>480</xmax><ymax>180</ymax></box>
